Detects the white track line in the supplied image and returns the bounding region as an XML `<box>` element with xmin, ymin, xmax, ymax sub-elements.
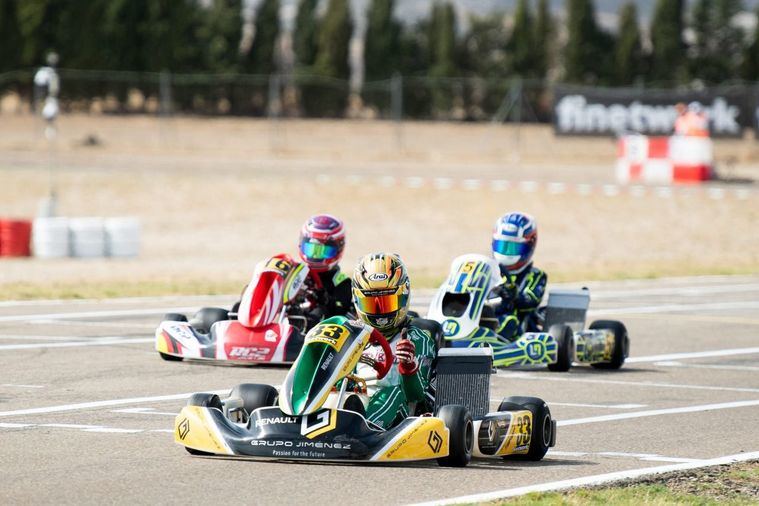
<box><xmin>655</xmin><ymin>361</ymin><xmax>759</xmax><ymax>372</ymax></box>
<box><xmin>0</xmin><ymin>390</ymin><xmax>225</xmax><ymax>418</ymax></box>
<box><xmin>488</xmin><ymin>399</ymin><xmax>646</xmax><ymax>409</ymax></box>
<box><xmin>558</xmin><ymin>399</ymin><xmax>759</xmax><ymax>427</ymax></box>
<box><xmin>628</xmin><ymin>347</ymin><xmax>759</xmax><ymax>363</ymax></box>
<box><xmin>588</xmin><ymin>283</ymin><xmax>759</xmax><ymax>299</ymax></box>
<box><xmin>591</xmin><ymin>300</ymin><xmax>759</xmax><ymax>315</ymax></box>
<box><xmin>0</xmin><ymin>307</ymin><xmax>199</xmax><ymax>323</ymax></box>
<box><xmin>494</xmin><ymin>371</ymin><xmax>759</xmax><ymax>394</ymax></box>
<box><xmin>0</xmin><ymin>334</ymin><xmax>98</xmax><ymax>341</ymax></box>
<box><xmin>1</xmin><ymin>384</ymin><xmax>45</xmax><ymax>389</ymax></box>
<box><xmin>112</xmin><ymin>407</ymin><xmax>179</xmax><ymax>416</ymax></box>
<box><xmin>0</xmin><ymin>337</ymin><xmax>153</xmax><ymax>351</ymax></box>
<box><xmin>548</xmin><ymin>451</ymin><xmax>699</xmax><ymax>464</ymax></box>
<box><xmin>412</xmin><ymin>450</ymin><xmax>759</xmax><ymax>506</ymax></box>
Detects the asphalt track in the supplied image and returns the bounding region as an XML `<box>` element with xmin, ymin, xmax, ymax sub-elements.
<box><xmin>1</xmin><ymin>275</ymin><xmax>758</xmax><ymax>505</ymax></box>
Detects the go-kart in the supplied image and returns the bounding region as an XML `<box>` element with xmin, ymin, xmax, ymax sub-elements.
<box><xmin>173</xmin><ymin>315</ymin><xmax>556</xmax><ymax>465</ymax></box>
<box><xmin>426</xmin><ymin>254</ymin><xmax>629</xmax><ymax>371</ymax></box>
<box><xmin>155</xmin><ymin>254</ymin><xmax>310</xmax><ymax>364</ymax></box>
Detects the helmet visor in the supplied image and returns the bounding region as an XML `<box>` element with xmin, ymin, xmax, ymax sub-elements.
<box><xmin>300</xmin><ymin>240</ymin><xmax>339</xmax><ymax>261</ymax></box>
<box><xmin>492</xmin><ymin>239</ymin><xmax>530</xmax><ymax>257</ymax></box>
<box><xmin>355</xmin><ymin>289</ymin><xmax>407</xmax><ymax>315</ymax></box>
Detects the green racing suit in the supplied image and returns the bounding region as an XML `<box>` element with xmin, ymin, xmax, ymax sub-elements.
<box><xmin>355</xmin><ymin>321</ymin><xmax>436</xmax><ymax>429</ymax></box>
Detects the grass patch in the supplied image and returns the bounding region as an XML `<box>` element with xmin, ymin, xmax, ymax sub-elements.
<box><xmin>493</xmin><ymin>461</ymin><xmax>759</xmax><ymax>506</ymax></box>
<box><xmin>500</xmin><ymin>484</ymin><xmax>725</xmax><ymax>505</ymax></box>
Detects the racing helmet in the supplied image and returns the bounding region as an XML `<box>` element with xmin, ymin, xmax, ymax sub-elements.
<box><xmin>298</xmin><ymin>214</ymin><xmax>345</xmax><ymax>272</ymax></box>
<box><xmin>491</xmin><ymin>212</ymin><xmax>537</xmax><ymax>274</ymax></box>
<box><xmin>352</xmin><ymin>253</ymin><xmax>410</xmax><ymax>335</ymax></box>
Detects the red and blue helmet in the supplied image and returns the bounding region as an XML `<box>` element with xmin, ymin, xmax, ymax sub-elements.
<box><xmin>298</xmin><ymin>214</ymin><xmax>345</xmax><ymax>271</ymax></box>
<box><xmin>491</xmin><ymin>212</ymin><xmax>537</xmax><ymax>274</ymax></box>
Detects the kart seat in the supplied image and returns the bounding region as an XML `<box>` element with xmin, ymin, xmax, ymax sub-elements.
<box><xmin>411</xmin><ymin>317</ymin><xmax>444</xmax><ymax>351</ymax></box>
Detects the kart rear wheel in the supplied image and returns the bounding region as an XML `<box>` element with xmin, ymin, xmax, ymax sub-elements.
<box><xmin>547</xmin><ymin>324</ymin><xmax>573</xmax><ymax>372</ymax></box>
<box><xmin>589</xmin><ymin>320</ymin><xmax>629</xmax><ymax>370</ymax></box>
<box><xmin>436</xmin><ymin>405</ymin><xmax>474</xmax><ymax>467</ymax></box>
<box><xmin>500</xmin><ymin>396</ymin><xmax>553</xmax><ymax>461</ymax></box>
<box><xmin>229</xmin><ymin>384</ymin><xmax>278</xmax><ymax>416</ymax></box>
<box><xmin>191</xmin><ymin>307</ymin><xmax>229</xmax><ymax>333</ymax></box>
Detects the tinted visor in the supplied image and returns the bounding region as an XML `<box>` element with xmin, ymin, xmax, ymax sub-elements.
<box><xmin>492</xmin><ymin>239</ymin><xmax>529</xmax><ymax>257</ymax></box>
<box><xmin>300</xmin><ymin>240</ymin><xmax>339</xmax><ymax>261</ymax></box>
<box><xmin>355</xmin><ymin>289</ymin><xmax>407</xmax><ymax>315</ymax></box>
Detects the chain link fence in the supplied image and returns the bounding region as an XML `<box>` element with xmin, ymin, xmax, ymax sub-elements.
<box><xmin>0</xmin><ymin>68</ymin><xmax>553</xmax><ymax>123</ymax></box>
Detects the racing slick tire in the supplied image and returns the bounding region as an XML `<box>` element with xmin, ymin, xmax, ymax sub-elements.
<box><xmin>547</xmin><ymin>324</ymin><xmax>573</xmax><ymax>372</ymax></box>
<box><xmin>185</xmin><ymin>393</ymin><xmax>224</xmax><ymax>455</ymax></box>
<box><xmin>499</xmin><ymin>396</ymin><xmax>553</xmax><ymax>461</ymax></box>
<box><xmin>229</xmin><ymin>383</ymin><xmax>278</xmax><ymax>416</ymax></box>
<box><xmin>436</xmin><ymin>405</ymin><xmax>474</xmax><ymax>467</ymax></box>
<box><xmin>159</xmin><ymin>313</ymin><xmax>186</xmax><ymax>361</ymax></box>
<box><xmin>191</xmin><ymin>307</ymin><xmax>229</xmax><ymax>333</ymax></box>
<box><xmin>589</xmin><ymin>320</ymin><xmax>629</xmax><ymax>370</ymax></box>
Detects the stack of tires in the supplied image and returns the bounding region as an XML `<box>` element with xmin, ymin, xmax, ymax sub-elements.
<box><xmin>31</xmin><ymin>216</ymin><xmax>141</xmax><ymax>258</ymax></box>
<box><xmin>0</xmin><ymin>219</ymin><xmax>32</xmax><ymax>257</ymax></box>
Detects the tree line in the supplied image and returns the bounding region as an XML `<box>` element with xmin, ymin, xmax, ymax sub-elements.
<box><xmin>2</xmin><ymin>0</ymin><xmax>759</xmax><ymax>117</ymax></box>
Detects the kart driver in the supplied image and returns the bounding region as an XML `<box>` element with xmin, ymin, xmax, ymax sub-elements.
<box><xmin>352</xmin><ymin>253</ymin><xmax>436</xmax><ymax>429</ymax></box>
<box><xmin>231</xmin><ymin>214</ymin><xmax>352</xmax><ymax>328</ymax></box>
<box><xmin>288</xmin><ymin>214</ymin><xmax>353</xmax><ymax>327</ymax></box>
<box><xmin>489</xmin><ymin>212</ymin><xmax>547</xmax><ymax>341</ymax></box>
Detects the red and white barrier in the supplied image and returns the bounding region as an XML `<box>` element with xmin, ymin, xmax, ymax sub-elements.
<box><xmin>616</xmin><ymin>135</ymin><xmax>714</xmax><ymax>184</ymax></box>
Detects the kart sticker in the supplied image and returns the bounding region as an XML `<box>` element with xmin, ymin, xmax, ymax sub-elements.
<box><xmin>442</xmin><ymin>319</ymin><xmax>460</xmax><ymax>337</ymax></box>
<box><xmin>265</xmin><ymin>257</ymin><xmax>294</xmax><ymax>275</ymax></box>
<box><xmin>301</xmin><ymin>409</ymin><xmax>337</xmax><ymax>439</ymax></box>
<box><xmin>306</xmin><ymin>324</ymin><xmax>350</xmax><ymax>351</ymax></box>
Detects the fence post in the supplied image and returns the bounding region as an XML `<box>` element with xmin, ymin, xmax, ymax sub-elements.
<box><xmin>159</xmin><ymin>70</ymin><xmax>172</xmax><ymax>117</ymax></box>
<box><xmin>391</xmin><ymin>72</ymin><xmax>403</xmax><ymax>150</ymax></box>
<box><xmin>268</xmin><ymin>74</ymin><xmax>284</xmax><ymax>152</ymax></box>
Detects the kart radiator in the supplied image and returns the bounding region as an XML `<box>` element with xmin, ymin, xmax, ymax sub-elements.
<box><xmin>434</xmin><ymin>348</ymin><xmax>492</xmax><ymax>419</ymax></box>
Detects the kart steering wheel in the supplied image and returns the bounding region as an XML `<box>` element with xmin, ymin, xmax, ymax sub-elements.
<box><xmin>368</xmin><ymin>328</ymin><xmax>394</xmax><ymax>380</ymax></box>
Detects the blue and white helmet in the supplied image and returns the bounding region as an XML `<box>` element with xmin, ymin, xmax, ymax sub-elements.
<box><xmin>491</xmin><ymin>212</ymin><xmax>538</xmax><ymax>274</ymax></box>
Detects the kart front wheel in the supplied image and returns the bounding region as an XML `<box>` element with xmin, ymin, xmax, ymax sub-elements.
<box><xmin>159</xmin><ymin>352</ymin><xmax>183</xmax><ymax>362</ymax></box>
<box><xmin>229</xmin><ymin>384</ymin><xmax>278</xmax><ymax>416</ymax></box>
<box><xmin>160</xmin><ymin>313</ymin><xmax>187</xmax><ymax>361</ymax></box>
<box><xmin>436</xmin><ymin>405</ymin><xmax>473</xmax><ymax>467</ymax></box>
<box><xmin>547</xmin><ymin>324</ymin><xmax>573</xmax><ymax>372</ymax></box>
<box><xmin>589</xmin><ymin>320</ymin><xmax>629</xmax><ymax>370</ymax></box>
<box><xmin>500</xmin><ymin>396</ymin><xmax>554</xmax><ymax>461</ymax></box>
<box><xmin>190</xmin><ymin>307</ymin><xmax>229</xmax><ymax>333</ymax></box>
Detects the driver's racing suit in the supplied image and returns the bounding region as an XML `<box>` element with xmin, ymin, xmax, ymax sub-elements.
<box><xmin>288</xmin><ymin>267</ymin><xmax>353</xmax><ymax>328</ymax></box>
<box><xmin>491</xmin><ymin>263</ymin><xmax>547</xmax><ymax>341</ymax></box>
<box><xmin>356</xmin><ymin>321</ymin><xmax>436</xmax><ymax>429</ymax></box>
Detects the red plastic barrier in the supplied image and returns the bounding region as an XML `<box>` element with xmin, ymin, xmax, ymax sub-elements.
<box><xmin>0</xmin><ymin>219</ymin><xmax>32</xmax><ymax>257</ymax></box>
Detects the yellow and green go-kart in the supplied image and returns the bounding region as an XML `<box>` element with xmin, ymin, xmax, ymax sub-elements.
<box><xmin>174</xmin><ymin>316</ymin><xmax>556</xmax><ymax>465</ymax></box>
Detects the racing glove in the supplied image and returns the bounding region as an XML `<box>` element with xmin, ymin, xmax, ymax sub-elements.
<box><xmin>396</xmin><ymin>331</ymin><xmax>418</xmax><ymax>376</ymax></box>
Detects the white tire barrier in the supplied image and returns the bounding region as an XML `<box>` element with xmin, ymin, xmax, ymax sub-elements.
<box><xmin>32</xmin><ymin>217</ymin><xmax>70</xmax><ymax>258</ymax></box>
<box><xmin>69</xmin><ymin>218</ymin><xmax>106</xmax><ymax>258</ymax></box>
<box><xmin>104</xmin><ymin>217</ymin><xmax>141</xmax><ymax>258</ymax></box>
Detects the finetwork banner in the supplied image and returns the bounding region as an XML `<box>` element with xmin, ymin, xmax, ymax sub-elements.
<box><xmin>553</xmin><ymin>86</ymin><xmax>751</xmax><ymax>138</ymax></box>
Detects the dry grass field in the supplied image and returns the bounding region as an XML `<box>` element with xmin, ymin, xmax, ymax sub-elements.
<box><xmin>0</xmin><ymin>114</ymin><xmax>757</xmax><ymax>298</ymax></box>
